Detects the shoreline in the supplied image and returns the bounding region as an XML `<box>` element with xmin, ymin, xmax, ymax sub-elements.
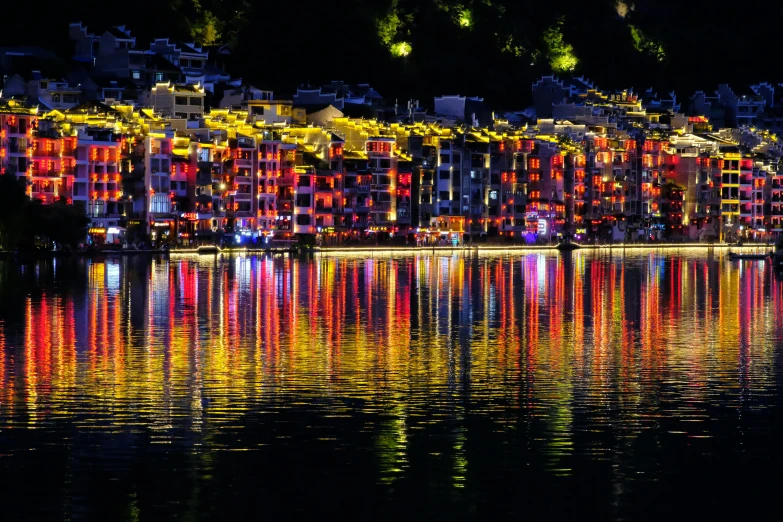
<box><xmin>0</xmin><ymin>242</ymin><xmax>775</xmax><ymax>260</ymax></box>
<box><xmin>176</xmin><ymin>242</ymin><xmax>773</xmax><ymax>256</ymax></box>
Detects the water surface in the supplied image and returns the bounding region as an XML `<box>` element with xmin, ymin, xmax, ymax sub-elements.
<box><xmin>1</xmin><ymin>250</ymin><xmax>782</xmax><ymax>521</ymax></box>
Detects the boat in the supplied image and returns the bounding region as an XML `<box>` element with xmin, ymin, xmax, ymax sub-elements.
<box><xmin>197</xmin><ymin>245</ymin><xmax>221</xmax><ymax>255</ymax></box>
<box><xmin>728</xmin><ymin>251</ymin><xmax>768</xmax><ymax>261</ymax></box>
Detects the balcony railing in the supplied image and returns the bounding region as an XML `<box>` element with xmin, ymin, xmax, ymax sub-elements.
<box><xmin>30</xmin><ymin>169</ymin><xmax>62</xmax><ymax>178</ymax></box>
<box><xmin>31</xmin><ymin>150</ymin><xmax>62</xmax><ymax>158</ymax></box>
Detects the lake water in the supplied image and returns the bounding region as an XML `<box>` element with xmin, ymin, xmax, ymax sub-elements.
<box><xmin>1</xmin><ymin>250</ymin><xmax>782</xmax><ymax>521</ymax></box>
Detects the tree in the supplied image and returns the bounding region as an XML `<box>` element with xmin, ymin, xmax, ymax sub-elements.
<box><xmin>191</xmin><ymin>10</ymin><xmax>223</xmax><ymax>46</ymax></box>
<box><xmin>0</xmin><ymin>175</ymin><xmax>31</xmax><ymax>250</ymax></box>
<box><xmin>0</xmin><ymin>175</ymin><xmax>89</xmax><ymax>251</ymax></box>
<box><xmin>541</xmin><ymin>19</ymin><xmax>578</xmax><ymax>73</ymax></box>
<box><xmin>43</xmin><ymin>199</ymin><xmax>90</xmax><ymax>249</ymax></box>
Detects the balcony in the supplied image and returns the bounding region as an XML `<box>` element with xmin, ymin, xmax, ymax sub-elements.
<box><xmin>372</xmin><ymin>202</ymin><xmax>392</xmax><ymax>212</ymax></box>
<box><xmin>30</xmin><ymin>169</ymin><xmax>62</xmax><ymax>178</ymax></box>
<box><xmin>315</xmin><ymin>206</ymin><xmax>333</xmax><ymax>214</ymax></box>
<box><xmin>235</xmin><ymin>157</ymin><xmax>253</xmax><ymax>167</ymax></box>
<box><xmin>31</xmin><ymin>150</ymin><xmax>62</xmax><ymax>158</ymax></box>
<box><xmin>316</xmin><ymin>183</ymin><xmax>333</xmax><ymax>191</ymax></box>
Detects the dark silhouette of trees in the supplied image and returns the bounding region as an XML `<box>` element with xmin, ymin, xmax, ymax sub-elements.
<box><xmin>0</xmin><ymin>175</ymin><xmax>89</xmax><ymax>251</ymax></box>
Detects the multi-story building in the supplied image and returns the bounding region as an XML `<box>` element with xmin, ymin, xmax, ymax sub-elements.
<box><xmin>766</xmin><ymin>160</ymin><xmax>783</xmax><ymax>234</ymax></box>
<box><xmin>144</xmin><ymin>82</ymin><xmax>205</xmax><ymax>122</ymax></box>
<box><xmin>9</xmin><ymin>70</ymin><xmax>783</xmax><ymax>247</ymax></box>
<box><xmin>29</xmin><ymin>121</ymin><xmax>77</xmax><ymax>205</ymax></box>
<box><xmin>72</xmin><ymin>128</ymin><xmax>123</xmax><ymax>235</ymax></box>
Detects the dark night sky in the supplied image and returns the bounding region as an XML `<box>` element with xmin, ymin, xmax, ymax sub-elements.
<box><xmin>3</xmin><ymin>0</ymin><xmax>781</xmax><ymax>109</ymax></box>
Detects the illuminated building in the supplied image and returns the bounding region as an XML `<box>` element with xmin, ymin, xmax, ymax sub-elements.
<box><xmin>293</xmin><ymin>166</ymin><xmax>316</xmax><ymax>235</ymax></box>
<box><xmin>74</xmin><ymin>127</ymin><xmax>123</xmax><ymax>232</ymax></box>
<box><xmin>143</xmin><ymin>82</ymin><xmax>205</xmax><ymax>123</ymax></box>
<box><xmin>7</xmin><ymin>69</ymin><xmax>783</xmax><ymax>245</ymax></box>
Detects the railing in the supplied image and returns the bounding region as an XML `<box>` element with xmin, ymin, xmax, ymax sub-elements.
<box><xmin>30</xmin><ymin>169</ymin><xmax>62</xmax><ymax>178</ymax></box>
<box><xmin>31</xmin><ymin>150</ymin><xmax>62</xmax><ymax>158</ymax></box>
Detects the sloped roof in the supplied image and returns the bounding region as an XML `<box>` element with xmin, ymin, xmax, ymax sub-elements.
<box><xmin>65</xmin><ymin>100</ymin><xmax>120</xmax><ymax>115</ymax></box>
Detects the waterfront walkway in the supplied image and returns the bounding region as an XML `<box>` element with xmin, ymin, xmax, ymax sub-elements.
<box><xmin>168</xmin><ymin>242</ymin><xmax>773</xmax><ymax>256</ymax></box>
<box><xmin>3</xmin><ymin>242</ymin><xmax>773</xmax><ymax>260</ymax></box>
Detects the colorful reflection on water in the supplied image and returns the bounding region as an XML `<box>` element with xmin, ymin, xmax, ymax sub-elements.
<box><xmin>1</xmin><ymin>250</ymin><xmax>782</xmax><ymax>521</ymax></box>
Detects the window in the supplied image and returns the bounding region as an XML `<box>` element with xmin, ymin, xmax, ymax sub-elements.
<box><xmin>439</xmin><ymin>191</ymin><xmax>450</xmax><ymax>200</ymax></box>
<box><xmin>189</xmin><ymin>97</ymin><xmax>202</xmax><ymax>106</ymax></box>
<box><xmin>155</xmin><ymin>72</ymin><xmax>164</xmax><ymax>82</ymax></box>
<box><xmin>439</xmin><ymin>170</ymin><xmax>450</xmax><ymax>180</ymax></box>
<box><xmin>175</xmin><ymin>96</ymin><xmax>188</xmax><ymax>105</ymax></box>
<box><xmin>191</xmin><ymin>60</ymin><xmax>202</xmax><ymax>69</ymax></box>
<box><xmin>132</xmin><ymin>70</ymin><xmax>141</xmax><ymax>80</ymax></box>
<box><xmin>296</xmin><ymin>194</ymin><xmax>311</xmax><ymax>207</ymax></box>
<box><xmin>174</xmin><ymin>112</ymin><xmax>187</xmax><ymax>119</ymax></box>
<box><xmin>297</xmin><ymin>175</ymin><xmax>310</xmax><ymax>187</ymax></box>
<box><xmin>440</xmin><ymin>154</ymin><xmax>450</xmax><ymax>164</ymax></box>
<box><xmin>251</xmin><ymin>106</ymin><xmax>264</xmax><ymax>115</ymax></box>
<box><xmin>296</xmin><ymin>214</ymin><xmax>311</xmax><ymax>225</ymax></box>
<box><xmin>379</xmin><ymin>158</ymin><xmax>391</xmax><ymax>170</ymax></box>
<box><xmin>180</xmin><ymin>59</ymin><xmax>190</xmax><ymax>68</ymax></box>
<box><xmin>452</xmin><ymin>153</ymin><xmax>461</xmax><ymax>164</ymax></box>
<box><xmin>51</xmin><ymin>94</ymin><xmax>61</xmax><ymax>103</ymax></box>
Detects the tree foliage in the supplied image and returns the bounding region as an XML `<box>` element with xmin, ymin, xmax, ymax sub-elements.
<box><xmin>541</xmin><ymin>20</ymin><xmax>578</xmax><ymax>72</ymax></box>
<box><xmin>0</xmin><ymin>175</ymin><xmax>89</xmax><ymax>251</ymax></box>
<box><xmin>629</xmin><ymin>24</ymin><xmax>665</xmax><ymax>62</ymax></box>
<box><xmin>2</xmin><ymin>0</ymin><xmax>780</xmax><ymax>109</ymax></box>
